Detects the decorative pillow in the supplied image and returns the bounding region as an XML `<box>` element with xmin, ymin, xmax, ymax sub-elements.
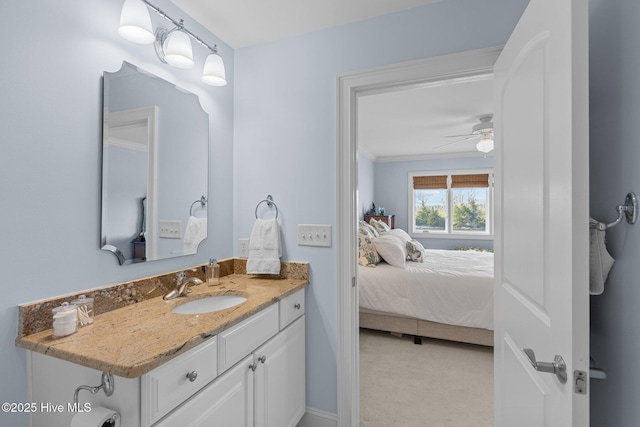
<box><xmin>358</xmin><ymin>226</ymin><xmax>380</xmax><ymax>267</ymax></box>
<box><xmin>406</xmin><ymin>239</ymin><xmax>427</xmax><ymax>262</ymax></box>
<box><xmin>359</xmin><ymin>220</ymin><xmax>379</xmax><ymax>238</ymax></box>
<box><xmin>372</xmin><ymin>234</ymin><xmax>407</xmax><ymax>268</ymax></box>
<box><xmin>384</xmin><ymin>228</ymin><xmax>411</xmax><ymax>243</ymax></box>
<box><xmin>370</xmin><ymin>218</ymin><xmax>391</xmax><ymax>234</ymax></box>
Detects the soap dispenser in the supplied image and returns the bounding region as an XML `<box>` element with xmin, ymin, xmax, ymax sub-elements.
<box><xmin>207</xmin><ymin>258</ymin><xmax>220</xmax><ymax>286</ymax></box>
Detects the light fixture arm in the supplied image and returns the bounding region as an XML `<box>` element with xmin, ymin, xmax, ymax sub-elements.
<box><xmin>140</xmin><ymin>0</ymin><xmax>218</xmax><ymax>54</ymax></box>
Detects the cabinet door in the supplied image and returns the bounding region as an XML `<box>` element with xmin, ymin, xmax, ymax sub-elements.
<box><xmin>255</xmin><ymin>316</ymin><xmax>305</xmax><ymax>427</ymax></box>
<box><xmin>155</xmin><ymin>354</ymin><xmax>254</xmax><ymax>427</ymax></box>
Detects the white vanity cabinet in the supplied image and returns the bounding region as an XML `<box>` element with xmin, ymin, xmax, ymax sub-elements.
<box><xmin>154</xmin><ymin>316</ymin><xmax>305</xmax><ymax>427</ymax></box>
<box><xmin>26</xmin><ymin>288</ymin><xmax>306</xmax><ymax>427</ymax></box>
<box><xmin>154</xmin><ymin>288</ymin><xmax>306</xmax><ymax>427</ymax></box>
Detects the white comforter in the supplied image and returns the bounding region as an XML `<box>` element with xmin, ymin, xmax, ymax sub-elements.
<box><xmin>358</xmin><ymin>249</ymin><xmax>494</xmax><ymax>330</ymax></box>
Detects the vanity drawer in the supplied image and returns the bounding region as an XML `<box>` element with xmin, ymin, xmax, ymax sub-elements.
<box><xmin>279</xmin><ymin>288</ymin><xmax>305</xmax><ymax>330</ymax></box>
<box><xmin>141</xmin><ymin>337</ymin><xmax>218</xmax><ymax>427</ymax></box>
<box><xmin>218</xmin><ymin>303</ymin><xmax>279</xmax><ymax>374</ymax></box>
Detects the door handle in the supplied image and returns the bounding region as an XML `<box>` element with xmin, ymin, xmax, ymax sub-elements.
<box><xmin>522</xmin><ymin>348</ymin><xmax>567</xmax><ymax>384</ymax></box>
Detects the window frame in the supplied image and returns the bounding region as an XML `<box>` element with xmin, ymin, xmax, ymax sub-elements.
<box><xmin>407</xmin><ymin>168</ymin><xmax>494</xmax><ymax>240</ymax></box>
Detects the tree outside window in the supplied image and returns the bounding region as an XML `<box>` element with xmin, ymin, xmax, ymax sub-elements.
<box><xmin>452</xmin><ymin>188</ymin><xmax>487</xmax><ymax>232</ymax></box>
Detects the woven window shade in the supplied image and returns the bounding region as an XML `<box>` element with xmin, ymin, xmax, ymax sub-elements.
<box><xmin>413</xmin><ymin>175</ymin><xmax>447</xmax><ymax>190</ymax></box>
<box><xmin>451</xmin><ymin>173</ymin><xmax>489</xmax><ymax>188</ymax></box>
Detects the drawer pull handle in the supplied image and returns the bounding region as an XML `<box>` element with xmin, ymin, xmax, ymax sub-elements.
<box><xmin>294</xmin><ymin>303</ymin><xmax>301</xmax><ymax>310</ymax></box>
<box><xmin>249</xmin><ymin>363</ymin><xmax>258</xmax><ymax>372</ymax></box>
<box><xmin>258</xmin><ymin>355</ymin><xmax>267</xmax><ymax>364</ymax></box>
<box><xmin>186</xmin><ymin>371</ymin><xmax>198</xmax><ymax>382</ymax></box>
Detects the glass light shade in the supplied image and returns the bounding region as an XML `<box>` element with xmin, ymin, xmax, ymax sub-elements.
<box><xmin>163</xmin><ymin>30</ymin><xmax>194</xmax><ymax>69</ymax></box>
<box><xmin>476</xmin><ymin>136</ymin><xmax>494</xmax><ymax>153</ymax></box>
<box><xmin>202</xmin><ymin>54</ymin><xmax>227</xmax><ymax>86</ymax></box>
<box><xmin>118</xmin><ymin>0</ymin><xmax>155</xmax><ymax>44</ymax></box>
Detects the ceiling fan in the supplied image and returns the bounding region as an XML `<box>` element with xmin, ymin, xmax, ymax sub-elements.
<box><xmin>433</xmin><ymin>115</ymin><xmax>494</xmax><ymax>153</ymax></box>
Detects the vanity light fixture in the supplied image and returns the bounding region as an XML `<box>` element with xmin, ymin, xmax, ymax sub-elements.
<box><xmin>118</xmin><ymin>0</ymin><xmax>227</xmax><ymax>86</ymax></box>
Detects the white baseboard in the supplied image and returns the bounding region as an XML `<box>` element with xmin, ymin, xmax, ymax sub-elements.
<box><xmin>297</xmin><ymin>407</ymin><xmax>338</xmax><ymax>427</ymax></box>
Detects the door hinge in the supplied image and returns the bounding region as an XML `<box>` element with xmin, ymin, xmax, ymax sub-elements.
<box><xmin>352</xmin><ymin>276</ymin><xmax>356</xmax><ymax>288</ymax></box>
<box><xmin>574</xmin><ymin>370</ymin><xmax>587</xmax><ymax>394</ymax></box>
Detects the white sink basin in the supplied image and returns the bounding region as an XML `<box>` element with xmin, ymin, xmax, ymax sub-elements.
<box><xmin>172</xmin><ymin>295</ymin><xmax>247</xmax><ymax>315</ymax></box>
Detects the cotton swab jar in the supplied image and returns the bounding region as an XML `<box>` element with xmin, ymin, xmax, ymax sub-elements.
<box><xmin>71</xmin><ymin>295</ymin><xmax>94</xmax><ymax>326</ymax></box>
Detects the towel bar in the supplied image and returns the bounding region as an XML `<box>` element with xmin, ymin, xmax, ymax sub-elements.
<box><xmin>591</xmin><ymin>192</ymin><xmax>637</xmax><ymax>230</ymax></box>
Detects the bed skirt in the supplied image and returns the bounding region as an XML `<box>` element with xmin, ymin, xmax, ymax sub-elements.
<box><xmin>359</xmin><ymin>307</ymin><xmax>493</xmax><ymax>347</ymax></box>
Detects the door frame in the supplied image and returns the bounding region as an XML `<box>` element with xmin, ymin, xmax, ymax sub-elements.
<box><xmin>336</xmin><ymin>46</ymin><xmax>503</xmax><ymax>426</ymax></box>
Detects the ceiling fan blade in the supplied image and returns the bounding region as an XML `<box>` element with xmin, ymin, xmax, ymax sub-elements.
<box><xmin>444</xmin><ymin>133</ymin><xmax>475</xmax><ymax>138</ymax></box>
<box><xmin>432</xmin><ymin>135</ymin><xmax>479</xmax><ymax>150</ymax></box>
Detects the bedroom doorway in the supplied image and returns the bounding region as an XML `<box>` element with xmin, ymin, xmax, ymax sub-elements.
<box><xmin>336</xmin><ymin>46</ymin><xmax>502</xmax><ymax>426</ymax></box>
<box><xmin>355</xmin><ymin>59</ymin><xmax>496</xmax><ymax>426</ymax></box>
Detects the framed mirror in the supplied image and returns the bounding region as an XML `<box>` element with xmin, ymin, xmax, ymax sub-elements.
<box><xmin>101</xmin><ymin>62</ymin><xmax>208</xmax><ymax>265</ymax></box>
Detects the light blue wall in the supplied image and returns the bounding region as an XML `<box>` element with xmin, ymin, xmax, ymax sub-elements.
<box><xmin>234</xmin><ymin>0</ymin><xmax>528</xmax><ymax>414</ymax></box>
<box><xmin>0</xmin><ymin>2</ymin><xmax>234</xmax><ymax>426</ymax></box>
<box><xmin>357</xmin><ymin>153</ymin><xmax>375</xmax><ymax>219</ymax></box>
<box><xmin>589</xmin><ymin>0</ymin><xmax>640</xmax><ymax>424</ymax></box>
<box><xmin>374</xmin><ymin>156</ymin><xmax>494</xmax><ymax>250</ymax></box>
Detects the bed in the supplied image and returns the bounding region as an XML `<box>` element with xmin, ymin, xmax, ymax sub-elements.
<box><xmin>358</xmin><ymin>223</ymin><xmax>494</xmax><ymax>346</ymax></box>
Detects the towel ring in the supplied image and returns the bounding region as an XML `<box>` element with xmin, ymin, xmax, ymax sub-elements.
<box><xmin>190</xmin><ymin>196</ymin><xmax>208</xmax><ymax>216</ymax></box>
<box><xmin>255</xmin><ymin>195</ymin><xmax>279</xmax><ymax>219</ymax></box>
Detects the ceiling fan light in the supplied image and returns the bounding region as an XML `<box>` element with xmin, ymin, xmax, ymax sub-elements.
<box><xmin>163</xmin><ymin>30</ymin><xmax>194</xmax><ymax>69</ymax></box>
<box><xmin>118</xmin><ymin>0</ymin><xmax>155</xmax><ymax>44</ymax></box>
<box><xmin>476</xmin><ymin>136</ymin><xmax>494</xmax><ymax>153</ymax></box>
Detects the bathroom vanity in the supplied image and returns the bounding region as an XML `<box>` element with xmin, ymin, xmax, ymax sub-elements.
<box><xmin>16</xmin><ymin>261</ymin><xmax>308</xmax><ymax>427</ymax></box>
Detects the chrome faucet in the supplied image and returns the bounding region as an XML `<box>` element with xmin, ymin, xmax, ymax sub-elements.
<box><xmin>163</xmin><ymin>271</ymin><xmax>203</xmax><ymax>300</ymax></box>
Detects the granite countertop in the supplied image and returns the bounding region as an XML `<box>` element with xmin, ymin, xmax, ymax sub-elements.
<box><xmin>16</xmin><ymin>274</ymin><xmax>308</xmax><ymax>378</ymax></box>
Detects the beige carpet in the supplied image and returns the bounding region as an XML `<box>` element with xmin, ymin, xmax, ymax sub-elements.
<box><xmin>359</xmin><ymin>329</ymin><xmax>494</xmax><ymax>427</ymax></box>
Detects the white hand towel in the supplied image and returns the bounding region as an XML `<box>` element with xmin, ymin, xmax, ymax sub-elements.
<box><xmin>183</xmin><ymin>216</ymin><xmax>207</xmax><ymax>254</ymax></box>
<box><xmin>589</xmin><ymin>218</ymin><xmax>615</xmax><ymax>295</ymax></box>
<box><xmin>246</xmin><ymin>218</ymin><xmax>281</xmax><ymax>274</ymax></box>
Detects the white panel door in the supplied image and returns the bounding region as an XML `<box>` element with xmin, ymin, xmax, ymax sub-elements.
<box><xmin>493</xmin><ymin>0</ymin><xmax>589</xmax><ymax>425</ymax></box>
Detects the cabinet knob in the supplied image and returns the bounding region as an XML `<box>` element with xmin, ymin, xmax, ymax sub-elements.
<box><xmin>249</xmin><ymin>363</ymin><xmax>258</xmax><ymax>372</ymax></box>
<box><xmin>186</xmin><ymin>370</ymin><xmax>198</xmax><ymax>382</ymax></box>
<box><xmin>258</xmin><ymin>355</ymin><xmax>267</xmax><ymax>364</ymax></box>
<box><xmin>294</xmin><ymin>303</ymin><xmax>301</xmax><ymax>310</ymax></box>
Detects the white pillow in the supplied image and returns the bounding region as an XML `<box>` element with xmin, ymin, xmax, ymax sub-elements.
<box><xmin>372</xmin><ymin>234</ymin><xmax>407</xmax><ymax>268</ymax></box>
<box><xmin>384</xmin><ymin>228</ymin><xmax>411</xmax><ymax>243</ymax></box>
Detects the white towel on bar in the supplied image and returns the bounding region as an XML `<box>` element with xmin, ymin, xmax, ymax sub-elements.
<box><xmin>247</xmin><ymin>218</ymin><xmax>281</xmax><ymax>274</ymax></box>
<box><xmin>183</xmin><ymin>216</ymin><xmax>207</xmax><ymax>255</ymax></box>
<box><xmin>589</xmin><ymin>218</ymin><xmax>615</xmax><ymax>295</ymax></box>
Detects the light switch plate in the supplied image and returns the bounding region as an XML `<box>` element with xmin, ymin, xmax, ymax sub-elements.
<box><xmin>297</xmin><ymin>224</ymin><xmax>332</xmax><ymax>247</ymax></box>
<box><xmin>159</xmin><ymin>220</ymin><xmax>182</xmax><ymax>239</ymax></box>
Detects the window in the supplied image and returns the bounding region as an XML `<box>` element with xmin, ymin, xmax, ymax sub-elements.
<box><xmin>409</xmin><ymin>170</ymin><xmax>493</xmax><ymax>238</ymax></box>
